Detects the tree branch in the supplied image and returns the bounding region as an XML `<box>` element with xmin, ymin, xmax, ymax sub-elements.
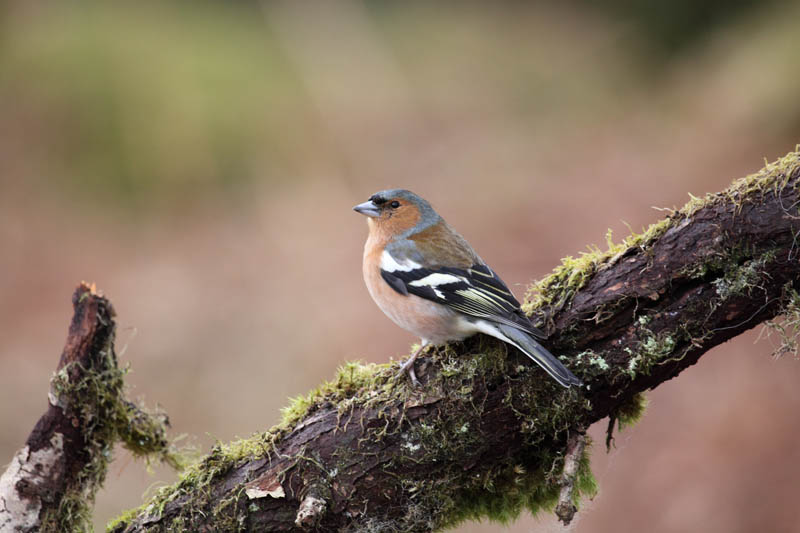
<box><xmin>76</xmin><ymin>153</ymin><xmax>800</xmax><ymax>531</ymax></box>
<box><xmin>0</xmin><ymin>283</ymin><xmax>177</xmax><ymax>532</ymax></box>
<box><xmin>554</xmin><ymin>432</ymin><xmax>586</xmax><ymax>526</ymax></box>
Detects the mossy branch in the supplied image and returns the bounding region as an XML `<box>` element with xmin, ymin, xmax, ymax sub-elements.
<box><xmin>23</xmin><ymin>150</ymin><xmax>800</xmax><ymax>532</ymax></box>
<box><xmin>107</xmin><ymin>150</ymin><xmax>800</xmax><ymax>533</ymax></box>
<box><xmin>0</xmin><ymin>283</ymin><xmax>179</xmax><ymax>533</ymax></box>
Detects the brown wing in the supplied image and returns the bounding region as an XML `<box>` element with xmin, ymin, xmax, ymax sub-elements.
<box><xmin>407</xmin><ymin>221</ymin><xmax>478</xmax><ymax>269</ymax></box>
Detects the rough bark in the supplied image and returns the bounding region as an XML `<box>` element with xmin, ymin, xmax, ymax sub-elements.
<box><xmin>0</xmin><ymin>284</ymin><xmax>175</xmax><ymax>533</ymax></box>
<box><xmin>106</xmin><ymin>151</ymin><xmax>800</xmax><ymax>533</ymax></box>
<box><xmin>8</xmin><ymin>153</ymin><xmax>800</xmax><ymax>533</ymax></box>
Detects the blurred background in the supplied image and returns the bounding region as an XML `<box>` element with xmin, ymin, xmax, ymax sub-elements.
<box><xmin>1</xmin><ymin>1</ymin><xmax>799</xmax><ymax>531</ymax></box>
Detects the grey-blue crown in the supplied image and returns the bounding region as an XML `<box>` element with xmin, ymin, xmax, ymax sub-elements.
<box><xmin>368</xmin><ymin>189</ymin><xmax>440</xmax><ymax>233</ymax></box>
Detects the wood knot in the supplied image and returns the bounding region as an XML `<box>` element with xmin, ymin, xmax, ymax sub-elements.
<box><xmin>295</xmin><ymin>493</ymin><xmax>327</xmax><ymax>528</ymax></box>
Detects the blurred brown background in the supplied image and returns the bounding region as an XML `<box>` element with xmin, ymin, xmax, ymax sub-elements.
<box><xmin>2</xmin><ymin>1</ymin><xmax>800</xmax><ymax>531</ymax></box>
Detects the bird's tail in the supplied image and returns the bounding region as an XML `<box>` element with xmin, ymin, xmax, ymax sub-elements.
<box><xmin>495</xmin><ymin>324</ymin><xmax>582</xmax><ymax>388</ymax></box>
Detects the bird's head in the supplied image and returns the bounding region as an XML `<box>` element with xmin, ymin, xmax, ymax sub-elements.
<box><xmin>353</xmin><ymin>189</ymin><xmax>439</xmax><ymax>239</ymax></box>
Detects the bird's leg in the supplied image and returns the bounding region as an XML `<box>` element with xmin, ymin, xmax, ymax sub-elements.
<box><xmin>395</xmin><ymin>341</ymin><xmax>428</xmax><ymax>387</ymax></box>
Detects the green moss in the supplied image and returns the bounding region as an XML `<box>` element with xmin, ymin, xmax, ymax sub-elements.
<box><xmin>605</xmin><ymin>393</ymin><xmax>648</xmax><ymax>450</ymax></box>
<box><xmin>680</xmin><ymin>241</ymin><xmax>759</xmax><ymax>284</ymax></box>
<box><xmin>680</xmin><ymin>151</ymin><xmax>800</xmax><ymax>219</ymax></box>
<box><xmin>724</xmin><ymin>151</ymin><xmax>800</xmax><ymax>211</ymax></box>
<box><xmin>327</xmin><ymin>340</ymin><xmax>595</xmax><ymax>531</ymax></box>
<box><xmin>411</xmin><ymin>349</ymin><xmax>596</xmax><ymax>529</ymax></box>
<box><xmin>620</xmin><ymin>250</ymin><xmax>779</xmax><ymax>382</ymax></box>
<box><xmin>106</xmin><ymin>360</ymin><xmax>407</xmax><ymax>532</ymax></box>
<box><xmin>119</xmin><ymin>439</ymin><xmax>256</xmax><ymax>531</ymax></box>
<box><xmin>616</xmin><ymin>393</ymin><xmax>648</xmax><ymax>429</ymax></box>
<box><xmin>522</xmin><ymin>218</ymin><xmax>672</xmax><ymax>319</ymax></box>
<box><xmin>764</xmin><ymin>286</ymin><xmax>800</xmax><ymax>358</ymax></box>
<box><xmin>106</xmin><ymin>508</ymin><xmax>141</xmax><ymax>533</ymax></box>
<box><xmin>43</xmin><ymin>324</ymin><xmax>182</xmax><ymax>532</ymax></box>
<box><xmin>441</xmin><ymin>441</ymin><xmax>597</xmax><ymax>530</ymax></box>
<box><xmin>107</xmin><ymin>150</ymin><xmax>800</xmax><ymax>532</ymax></box>
<box><xmin>280</xmin><ymin>360</ymin><xmax>393</xmax><ymax>429</ymax></box>
<box><xmin>524</xmin><ymin>150</ymin><xmax>800</xmax><ymax>322</ymax></box>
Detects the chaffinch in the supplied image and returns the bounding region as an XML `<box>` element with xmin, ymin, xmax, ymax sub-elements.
<box><xmin>353</xmin><ymin>189</ymin><xmax>582</xmax><ymax>388</ymax></box>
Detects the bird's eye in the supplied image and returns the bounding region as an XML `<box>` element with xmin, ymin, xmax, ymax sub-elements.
<box><xmin>390</xmin><ymin>201</ymin><xmax>400</xmax><ymax>208</ymax></box>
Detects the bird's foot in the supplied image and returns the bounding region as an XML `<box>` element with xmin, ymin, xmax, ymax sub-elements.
<box><xmin>394</xmin><ymin>344</ymin><xmax>426</xmax><ymax>387</ymax></box>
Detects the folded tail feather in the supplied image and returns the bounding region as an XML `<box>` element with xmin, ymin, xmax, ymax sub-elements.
<box><xmin>494</xmin><ymin>323</ymin><xmax>583</xmax><ymax>388</ymax></box>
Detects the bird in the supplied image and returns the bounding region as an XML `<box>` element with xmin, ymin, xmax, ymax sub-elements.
<box><xmin>353</xmin><ymin>189</ymin><xmax>582</xmax><ymax>388</ymax></box>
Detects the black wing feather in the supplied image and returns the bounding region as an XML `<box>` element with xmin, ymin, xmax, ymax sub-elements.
<box><xmin>382</xmin><ymin>263</ymin><xmax>545</xmax><ymax>339</ymax></box>
<box><xmin>380</xmin><ymin>270</ymin><xmax>408</xmax><ymax>295</ymax></box>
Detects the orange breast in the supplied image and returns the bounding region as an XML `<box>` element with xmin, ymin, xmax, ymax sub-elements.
<box><xmin>362</xmin><ymin>236</ymin><xmax>472</xmax><ymax>344</ymax></box>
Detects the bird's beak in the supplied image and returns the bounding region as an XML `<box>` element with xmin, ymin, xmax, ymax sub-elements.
<box><xmin>353</xmin><ymin>200</ymin><xmax>381</xmax><ymax>218</ymax></box>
